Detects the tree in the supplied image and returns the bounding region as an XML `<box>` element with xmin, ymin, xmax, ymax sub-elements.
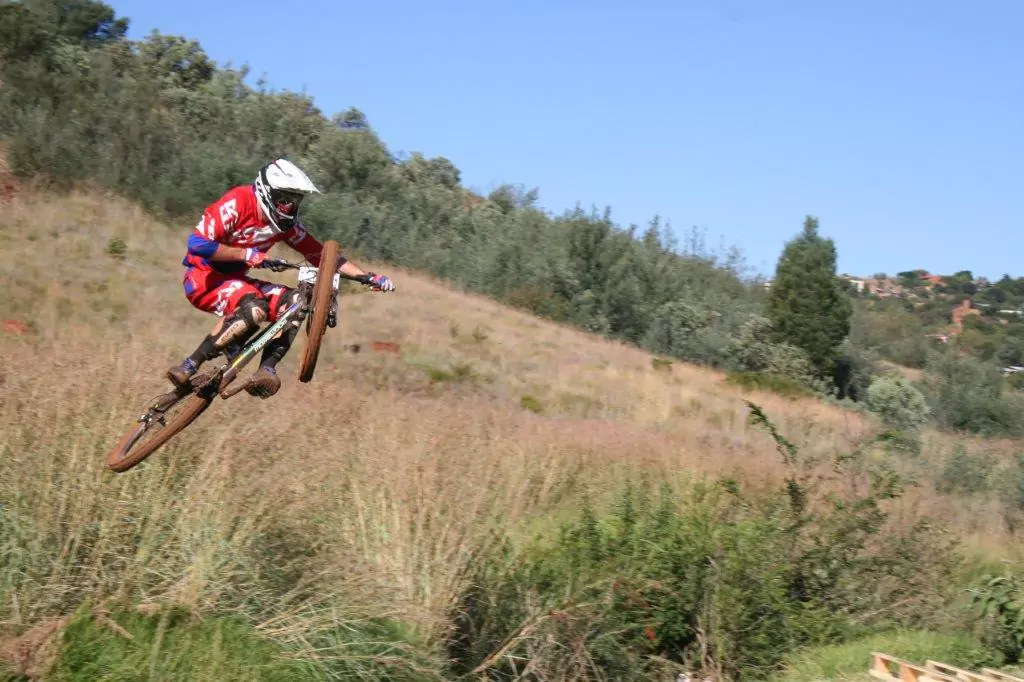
<box><xmin>0</xmin><ymin>0</ymin><xmax>127</xmax><ymax>61</ymax></box>
<box><xmin>136</xmin><ymin>31</ymin><xmax>214</xmax><ymax>90</ymax></box>
<box><xmin>767</xmin><ymin>216</ymin><xmax>853</xmax><ymax>383</ymax></box>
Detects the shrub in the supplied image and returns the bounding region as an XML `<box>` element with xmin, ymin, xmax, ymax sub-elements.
<box><xmin>651</xmin><ymin>356</ymin><xmax>673</xmax><ymax>372</ymax></box>
<box><xmin>866</xmin><ymin>374</ymin><xmax>931</xmax><ymax>429</ymax></box>
<box><xmin>445</xmin><ymin>404</ymin><xmax>960</xmax><ymax>680</ymax></box>
<box><xmin>936</xmin><ymin>446</ymin><xmax>996</xmax><ymax>495</ymax></box>
<box><xmin>519</xmin><ymin>394</ymin><xmax>544</xmax><ymax>414</ymax></box>
<box><xmin>726</xmin><ymin>315</ymin><xmax>817</xmax><ymax>384</ymax></box>
<box><xmin>105</xmin><ymin>236</ymin><xmax>127</xmax><ymax>260</ymax></box>
<box><xmin>921</xmin><ymin>352</ymin><xmax>1024</xmax><ymax>437</ymax></box>
<box><xmin>972</xmin><ymin>572</ymin><xmax>1024</xmax><ymax>663</ymax></box>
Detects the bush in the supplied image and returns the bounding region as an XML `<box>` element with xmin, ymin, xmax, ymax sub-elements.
<box><xmin>651</xmin><ymin>356</ymin><xmax>673</xmax><ymax>372</ymax></box>
<box><xmin>105</xmin><ymin>236</ymin><xmax>127</xmax><ymax>260</ymax></box>
<box><xmin>972</xmin><ymin>572</ymin><xmax>1024</xmax><ymax>663</ymax></box>
<box><xmin>867</xmin><ymin>374</ymin><xmax>931</xmax><ymax>429</ymax></box>
<box><xmin>445</xmin><ymin>404</ymin><xmax>961</xmax><ymax>680</ymax></box>
<box><xmin>921</xmin><ymin>352</ymin><xmax>1024</xmax><ymax>437</ymax></box>
<box><xmin>998</xmin><ymin>455</ymin><xmax>1024</xmax><ymax>534</ymax></box>
<box><xmin>936</xmin><ymin>446</ymin><xmax>997</xmax><ymax>495</ymax></box>
<box><xmin>725</xmin><ymin>315</ymin><xmax>818</xmax><ymax>388</ymax></box>
<box><xmin>519</xmin><ymin>394</ymin><xmax>544</xmax><ymax>414</ymax></box>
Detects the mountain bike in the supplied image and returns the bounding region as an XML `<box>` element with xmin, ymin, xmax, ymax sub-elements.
<box><xmin>107</xmin><ymin>240</ymin><xmax>354</xmax><ymax>473</ymax></box>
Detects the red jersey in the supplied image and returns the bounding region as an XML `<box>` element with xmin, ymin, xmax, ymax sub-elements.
<box><xmin>182</xmin><ymin>185</ymin><xmax>324</xmax><ymax>276</ymax></box>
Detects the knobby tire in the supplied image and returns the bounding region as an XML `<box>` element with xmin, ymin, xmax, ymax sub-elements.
<box><xmin>107</xmin><ymin>389</ymin><xmax>213</xmax><ymax>473</ymax></box>
<box><xmin>297</xmin><ymin>239</ymin><xmax>340</xmax><ymax>383</ymax></box>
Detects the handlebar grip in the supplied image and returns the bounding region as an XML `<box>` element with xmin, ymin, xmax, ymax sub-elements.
<box><xmin>261</xmin><ymin>259</ymin><xmax>290</xmax><ymax>272</ymax></box>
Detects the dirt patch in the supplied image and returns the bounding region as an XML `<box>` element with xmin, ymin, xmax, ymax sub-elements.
<box><xmin>371</xmin><ymin>340</ymin><xmax>401</xmax><ymax>354</ymax></box>
<box><xmin>3</xmin><ymin>319</ymin><xmax>32</xmax><ymax>335</ymax></box>
<box><xmin>0</xmin><ymin>617</ymin><xmax>69</xmax><ymax>680</ymax></box>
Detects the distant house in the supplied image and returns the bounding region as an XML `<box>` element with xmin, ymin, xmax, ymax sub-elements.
<box><xmin>839</xmin><ymin>274</ymin><xmax>866</xmax><ymax>293</ymax></box>
<box><xmin>951</xmin><ymin>299</ymin><xmax>980</xmax><ymax>332</ymax></box>
<box><xmin>865</xmin><ymin>276</ymin><xmax>904</xmax><ymax>298</ymax></box>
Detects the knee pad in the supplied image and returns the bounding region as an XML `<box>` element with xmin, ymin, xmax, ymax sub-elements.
<box><xmin>238</xmin><ymin>294</ymin><xmax>270</xmax><ymax>327</ymax></box>
<box><xmin>212</xmin><ymin>295</ymin><xmax>268</xmax><ymax>349</ymax></box>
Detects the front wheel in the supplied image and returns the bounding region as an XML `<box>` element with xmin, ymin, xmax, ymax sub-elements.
<box><xmin>297</xmin><ymin>239</ymin><xmax>340</xmax><ymax>383</ymax></box>
<box><xmin>106</xmin><ymin>379</ymin><xmax>215</xmax><ymax>473</ymax></box>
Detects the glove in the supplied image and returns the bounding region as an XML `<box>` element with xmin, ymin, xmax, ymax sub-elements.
<box><xmin>244</xmin><ymin>248</ymin><xmax>268</xmax><ymax>268</ymax></box>
<box><xmin>363</xmin><ymin>272</ymin><xmax>395</xmax><ymax>292</ymax></box>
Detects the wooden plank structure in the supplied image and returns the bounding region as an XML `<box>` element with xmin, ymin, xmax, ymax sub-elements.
<box><xmin>870</xmin><ymin>653</ymin><xmax>1024</xmax><ymax>682</ymax></box>
<box><xmin>928</xmin><ymin>660</ymin><xmax>1005</xmax><ymax>682</ymax></box>
<box><xmin>982</xmin><ymin>669</ymin><xmax>1024</xmax><ymax>682</ymax></box>
<box><xmin>870</xmin><ymin>652</ymin><xmax>955</xmax><ymax>682</ymax></box>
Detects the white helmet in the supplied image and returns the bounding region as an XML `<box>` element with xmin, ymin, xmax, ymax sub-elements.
<box><xmin>254</xmin><ymin>158</ymin><xmax>321</xmax><ymax>232</ymax></box>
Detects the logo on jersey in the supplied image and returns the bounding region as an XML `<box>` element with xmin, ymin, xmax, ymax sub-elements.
<box><xmin>218</xmin><ymin>198</ymin><xmax>239</xmax><ymax>230</ymax></box>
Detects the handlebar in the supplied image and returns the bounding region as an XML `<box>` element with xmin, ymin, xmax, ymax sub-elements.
<box><xmin>258</xmin><ymin>258</ymin><xmax>378</xmax><ymax>288</ymax></box>
<box><xmin>260</xmin><ymin>258</ymin><xmax>299</xmax><ymax>273</ymax></box>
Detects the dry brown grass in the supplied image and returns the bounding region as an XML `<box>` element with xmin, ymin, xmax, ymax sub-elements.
<box><xmin>1</xmin><ymin>190</ymin><xmax>1020</xmax><ymax>654</ymax></box>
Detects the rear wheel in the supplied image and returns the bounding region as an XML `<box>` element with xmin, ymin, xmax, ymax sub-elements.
<box><xmin>106</xmin><ymin>375</ymin><xmax>215</xmax><ymax>472</ymax></box>
<box><xmin>297</xmin><ymin>239</ymin><xmax>340</xmax><ymax>383</ymax></box>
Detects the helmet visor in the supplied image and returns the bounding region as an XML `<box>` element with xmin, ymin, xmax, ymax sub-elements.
<box><xmin>271</xmin><ymin>189</ymin><xmax>304</xmax><ymax>217</ymax></box>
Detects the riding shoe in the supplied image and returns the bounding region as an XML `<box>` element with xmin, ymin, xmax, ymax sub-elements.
<box><xmin>245</xmin><ymin>366</ymin><xmax>281</xmax><ymax>399</ymax></box>
<box><xmin>167</xmin><ymin>357</ymin><xmax>198</xmax><ymax>388</ymax></box>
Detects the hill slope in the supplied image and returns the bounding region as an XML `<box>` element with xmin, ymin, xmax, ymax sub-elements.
<box><xmin>1</xmin><ymin>191</ymin><xmax>1020</xmax><ymax>678</ymax></box>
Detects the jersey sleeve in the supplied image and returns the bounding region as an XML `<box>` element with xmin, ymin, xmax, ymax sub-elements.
<box><xmin>284</xmin><ymin>222</ymin><xmax>326</xmax><ymax>266</ymax></box>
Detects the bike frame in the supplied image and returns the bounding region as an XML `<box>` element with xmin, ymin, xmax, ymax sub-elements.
<box><xmin>217</xmin><ymin>289</ymin><xmax>310</xmax><ymax>389</ymax></box>
<box><xmin>214</xmin><ymin>264</ymin><xmax>340</xmax><ymax>393</ymax></box>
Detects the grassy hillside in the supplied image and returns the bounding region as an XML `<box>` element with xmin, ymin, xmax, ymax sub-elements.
<box><xmin>3</xmin><ymin>190</ymin><xmax>1024</xmax><ymax>678</ymax></box>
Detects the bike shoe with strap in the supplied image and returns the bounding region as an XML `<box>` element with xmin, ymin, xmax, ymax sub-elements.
<box><xmin>245</xmin><ymin>366</ymin><xmax>281</xmax><ymax>399</ymax></box>
<box><xmin>166</xmin><ymin>357</ymin><xmax>198</xmax><ymax>389</ymax></box>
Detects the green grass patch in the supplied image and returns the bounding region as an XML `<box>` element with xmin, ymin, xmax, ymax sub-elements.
<box><xmin>651</xmin><ymin>356</ymin><xmax>673</xmax><ymax>372</ymax></box>
<box><xmin>519</xmin><ymin>394</ymin><xmax>544</xmax><ymax>414</ymax></box>
<box><xmin>725</xmin><ymin>371</ymin><xmax>815</xmax><ymax>399</ymax></box>
<box><xmin>43</xmin><ymin>607</ymin><xmax>306</xmax><ymax>682</ymax></box>
<box><xmin>36</xmin><ymin>605</ymin><xmax>440</xmax><ymax>682</ymax></box>
<box><xmin>775</xmin><ymin>630</ymin><xmax>1002</xmax><ymax>682</ymax></box>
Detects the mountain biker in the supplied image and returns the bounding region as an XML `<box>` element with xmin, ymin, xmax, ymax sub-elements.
<box><xmin>166</xmin><ymin>158</ymin><xmax>395</xmax><ymax>398</ymax></box>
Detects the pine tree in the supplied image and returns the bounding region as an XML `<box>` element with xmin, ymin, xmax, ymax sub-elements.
<box><xmin>767</xmin><ymin>216</ymin><xmax>853</xmax><ymax>382</ymax></box>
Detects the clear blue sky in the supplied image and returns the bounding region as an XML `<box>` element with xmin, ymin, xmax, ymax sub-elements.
<box><xmin>109</xmin><ymin>0</ymin><xmax>1023</xmax><ymax>281</ymax></box>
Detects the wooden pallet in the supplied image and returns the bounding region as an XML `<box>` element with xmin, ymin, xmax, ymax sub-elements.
<box><xmin>870</xmin><ymin>653</ymin><xmax>1024</xmax><ymax>682</ymax></box>
<box><xmin>982</xmin><ymin>669</ymin><xmax>1024</xmax><ymax>682</ymax></box>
